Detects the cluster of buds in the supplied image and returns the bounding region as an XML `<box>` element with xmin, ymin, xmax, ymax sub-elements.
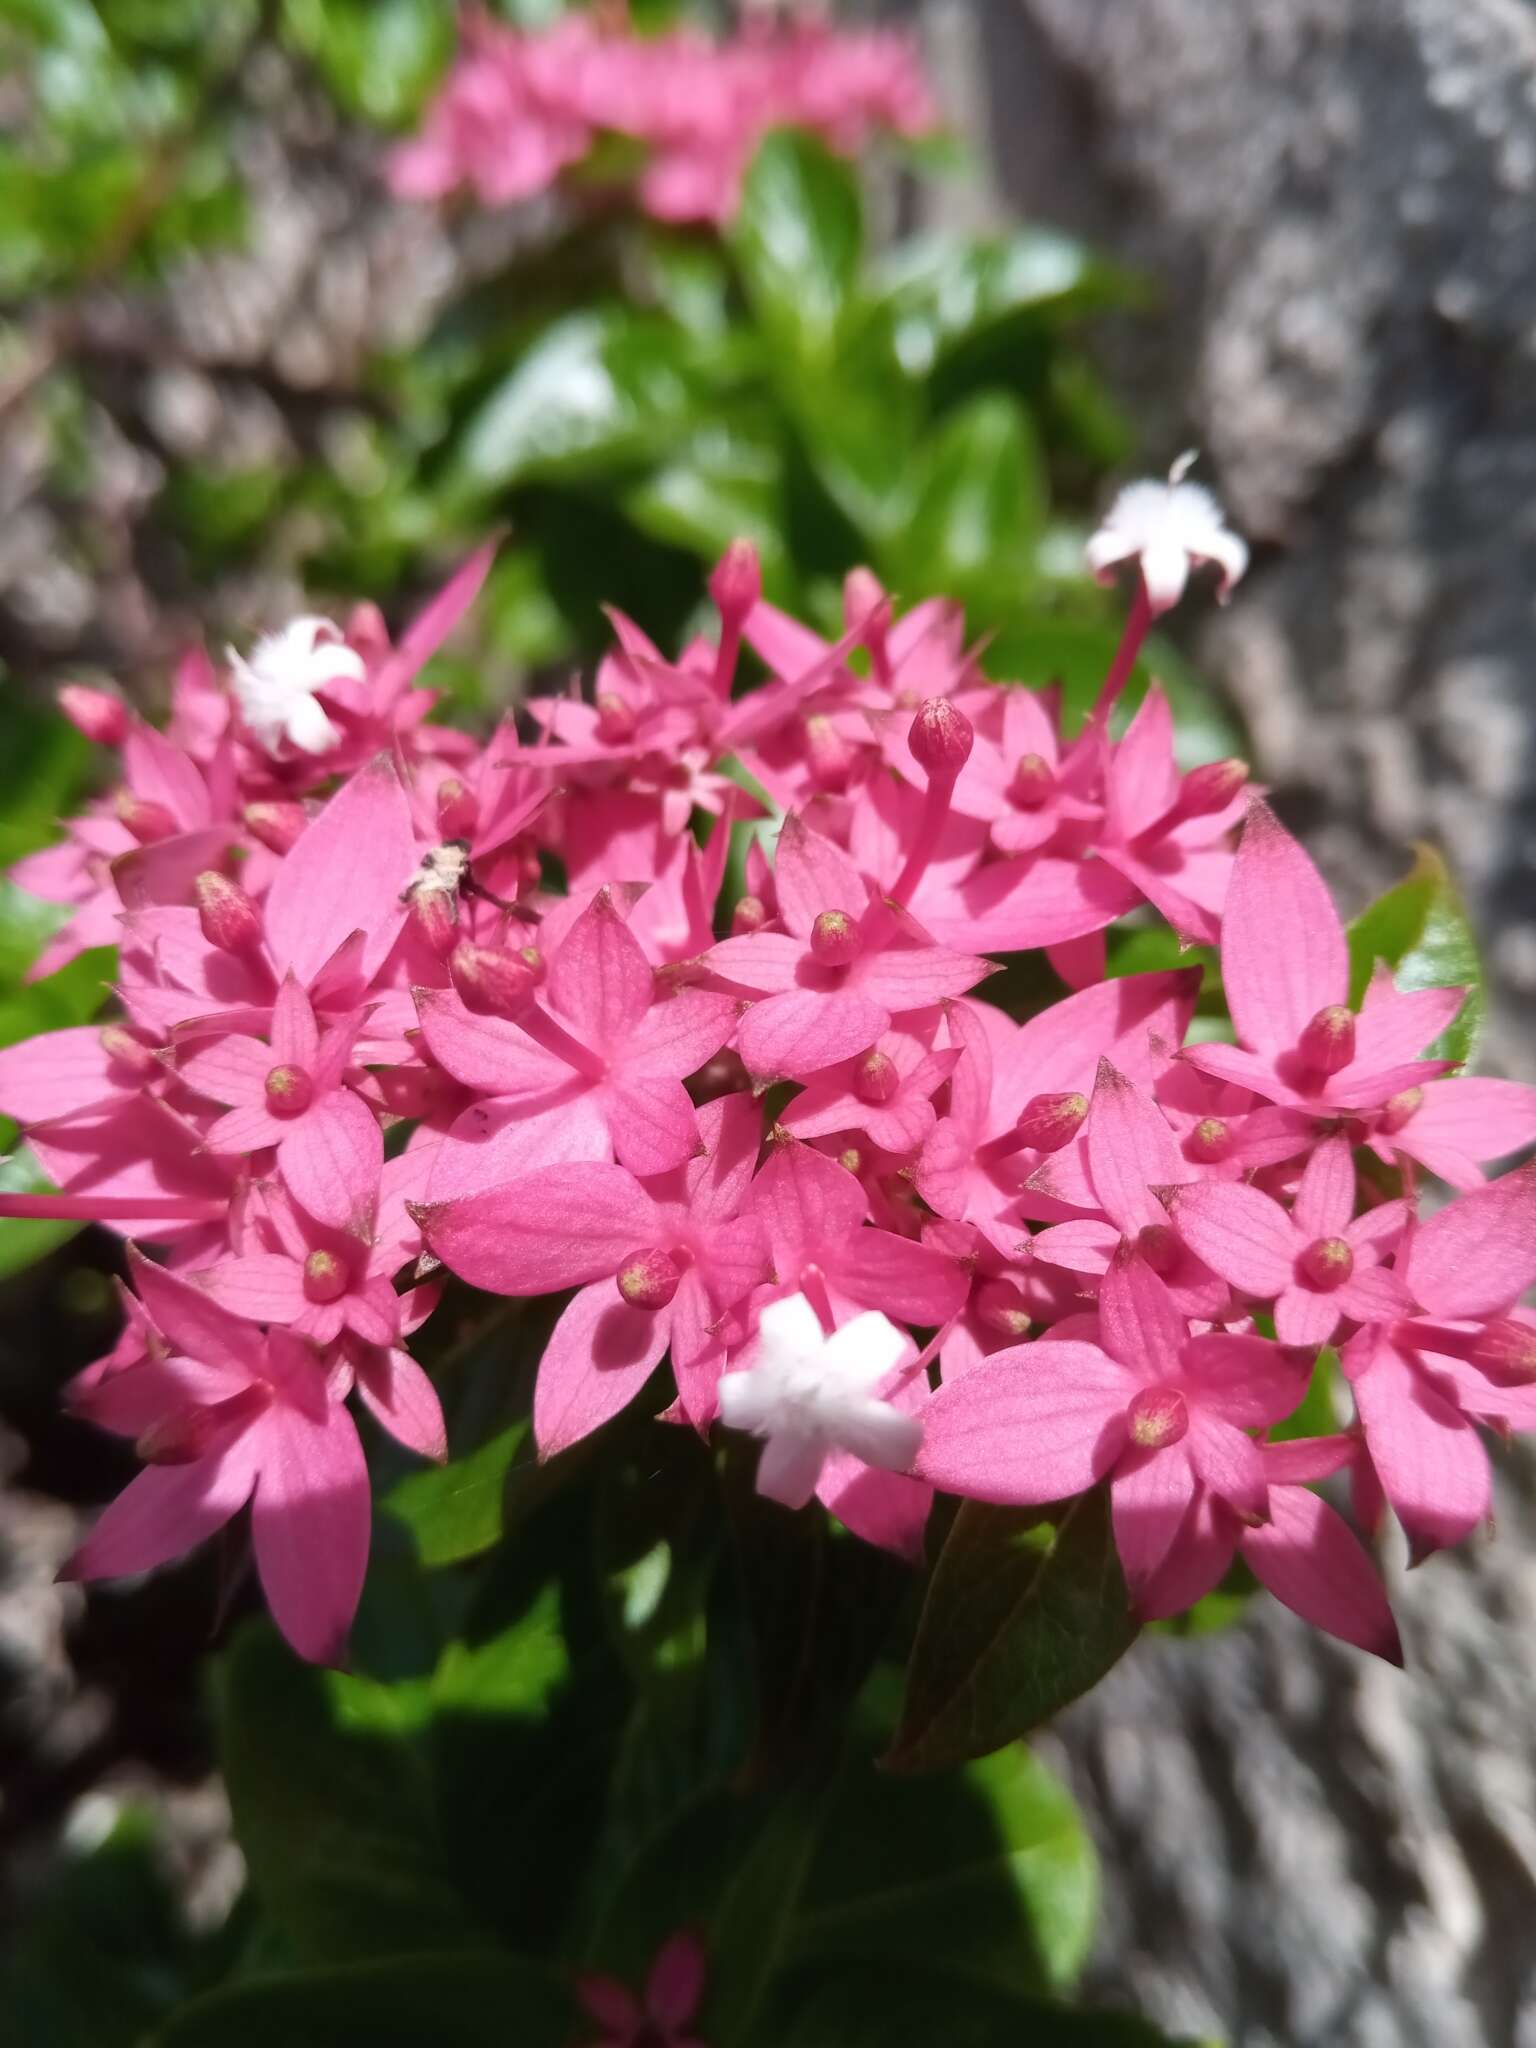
<box><xmin>4</xmin><ymin>471</ymin><xmax>1533</xmax><ymax>1674</ymax></box>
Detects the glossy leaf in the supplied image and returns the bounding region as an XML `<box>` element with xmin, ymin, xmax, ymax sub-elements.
<box><xmin>885</xmin><ymin>1491</ymin><xmax>1139</xmax><ymax>1775</ymax></box>
<box><xmin>384</xmin><ymin>1420</ymin><xmax>529</xmax><ymax>1567</ymax></box>
<box><xmin>280</xmin><ymin>0</ymin><xmax>454</xmax><ymax>128</ymax></box>
<box><xmin>732</xmin><ymin>129</ymin><xmax>862</xmax><ymax>364</ymax></box>
<box><xmin>889</xmin><ymin>393</ymin><xmax>1045</xmax><ymax>609</ymax></box>
<box><xmin>1347</xmin><ymin>844</ymin><xmax>1484</xmax><ymax>1065</ymax></box>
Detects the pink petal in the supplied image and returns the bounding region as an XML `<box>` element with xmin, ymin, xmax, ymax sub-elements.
<box><xmin>1353</xmin><ymin>965</ymin><xmax>1464</xmax><ymax>1069</ymax></box>
<box><xmin>1084</xmin><ymin>1060</ymin><xmax>1184</xmax><ymax>1235</ymax></box>
<box><xmin>621</xmin><ymin>990</ymin><xmax>737</xmax><ymax>1082</ymax></box>
<box><xmin>1179</xmin><ymin>1042</ymin><xmax>1298</xmax><ymax>1103</ymax></box>
<box><xmin>1185</xmin><ymin>1412</ymin><xmax>1265</xmax><ymax>1520</ymax></box>
<box><xmin>1106</xmin><ymin>687</ymin><xmax>1179</xmax><ymax>842</ymax></box>
<box><xmin>684</xmin><ymin>1091</ymin><xmax>764</xmax><ymax>1223</ymax></box>
<box><xmin>425</xmin><ymin>1092</ymin><xmax>612</xmax><ymax>1203</ymax></box>
<box><xmin>354</xmin><ymin>1347</ymin><xmax>447</xmax><ymax>1462</ymax></box>
<box><xmin>1241</xmin><ymin>1486</ymin><xmax>1402</xmax><ymax>1662</ymax></box>
<box><xmin>1098</xmin><ymin>1249</ymin><xmax>1187</xmax><ymax>1383</ymax></box>
<box><xmin>1182</xmin><ymin>1333</ymin><xmax>1309</xmax><ymax>1429</ymax></box>
<box><xmin>1392</xmin><ymin>1077</ymin><xmax>1536</xmax><ymax>1187</ymax></box>
<box><xmin>1336</xmin><ymin>1264</ymin><xmax>1411</xmax><ymax>1326</ymax></box>
<box><xmin>1291</xmin><ymin>1135</ymin><xmax>1355</xmax><ymax>1241</ymax></box>
<box><xmin>250</xmin><ymin>1398</ymin><xmax>371</xmax><ymax>1667</ymax></box>
<box><xmin>1110</xmin><ymin>1443</ymin><xmax>1196</xmax><ymax>1600</ymax></box>
<box><xmin>547</xmin><ymin>890</ymin><xmax>654</xmax><ymax>1047</ymax></box>
<box><xmin>271</xmin><ymin>976</ymin><xmax>321</xmax><ymax>1069</ymax></box>
<box><xmin>264</xmin><ymin>755</ymin><xmax>415</xmax><ymax>987</ymax></box>
<box><xmin>645</xmin><ymin>1927</ymin><xmax>708</xmax><ymax>2029</ymax></box>
<box><xmin>1405</xmin><ymin>1159</ymin><xmax>1536</xmax><ymax>1317</ymax></box>
<box><xmin>371</xmin><ymin>541</ymin><xmax>496</xmax><ymax>696</ymax></box>
<box><xmin>914</xmin><ymin>1341</ymin><xmax>1133</xmax><ymax>1503</ymax></box>
<box><xmin>604</xmin><ymin>1075</ymin><xmax>701</xmax><ymax>1178</ymax></box>
<box><xmin>919</xmin><ymin>854</ymin><xmax>1141</xmax><ymax>953</ymax></box>
<box><xmin>1029</xmin><ymin>1218</ymin><xmax>1118</xmax><ymax>1274</ymax></box>
<box><xmin>1135</xmin><ymin>1489</ymin><xmax>1240</xmax><ymax>1621</ymax></box>
<box><xmin>1170</xmin><ymin>1180</ymin><xmax>1297</xmax><ymax>1298</ymax></box>
<box><xmin>1222</xmin><ymin>802</ymin><xmax>1347</xmax><ymax>1055</ymax></box>
<box><xmin>278</xmin><ymin>1090</ymin><xmax>383</xmax><ymax>1233</ymax></box>
<box><xmin>736</xmin><ymin>988</ymin><xmax>888</xmax><ymax>1080</ymax></box>
<box><xmin>833</xmin><ymin>1226</ymin><xmax>969</xmax><ymax>1326</ymax></box>
<box><xmin>64</xmin><ymin>1450</ymin><xmax>255</xmax><ymax>1582</ymax></box>
<box><xmin>773</xmin><ymin>812</ymin><xmax>868</xmax><ymax>939</ymax></box>
<box><xmin>112</xmin><ymin>827</ymin><xmax>234</xmax><ymax>913</ymax></box>
<box><xmin>199</xmin><ymin>1253</ymin><xmax>307</xmax><ymax>1325</ymax></box>
<box><xmin>0</xmin><ymin>1027</ymin><xmax>133</xmax><ymax>1126</ymax></box>
<box><xmin>127</xmin><ymin>1248</ymin><xmax>266</xmax><ymax>1376</ymax></box>
<box><xmin>851</xmin><ymin>942</ymin><xmax>994</xmax><ymax>1011</ymax></box>
<box><xmin>178</xmin><ymin>1035</ymin><xmax>273</xmax><ymax>1110</ymax></box>
<box><xmin>705</xmin><ymin>932</ymin><xmax>808</xmax><ymax>996</ymax></box>
<box><xmin>749</xmin><ymin>1139</ymin><xmax>867</xmax><ymax>1270</ymax></box>
<box><xmin>421</xmin><ymin>1161</ymin><xmax>653</xmax><ymax>1294</ymax></box>
<box><xmin>207</xmin><ymin>1102</ymin><xmax>290</xmax><ymax>1152</ymax></box>
<box><xmin>818</xmin><ymin>1457</ymin><xmax>932</xmax><ymax>1563</ymax></box>
<box><xmin>414</xmin><ymin>988</ymin><xmax>569</xmax><ymax>1099</ymax></box>
<box><xmin>1273</xmin><ymin>1282</ymin><xmax>1344</xmax><ymax>1349</ymax></box>
<box><xmin>575</xmin><ymin>1974</ymin><xmax>643</xmax><ymax>2033</ymax></box>
<box><xmin>1351</xmin><ymin>1339</ymin><xmax>1490</xmax><ymax>1559</ymax></box>
<box><xmin>124</xmin><ymin>723</ymin><xmax>210</xmax><ymax>828</ymax></box>
<box><xmin>533</xmin><ymin>1281</ymin><xmax>669</xmax><ymax>1457</ymax></box>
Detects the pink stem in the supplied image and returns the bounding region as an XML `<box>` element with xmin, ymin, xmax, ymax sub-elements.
<box><xmin>800</xmin><ymin>1265</ymin><xmax>837</xmax><ymax>1333</ymax></box>
<box><xmin>0</xmin><ymin>1193</ymin><xmax>227</xmax><ymax>1220</ymax></box>
<box><xmin>1088</xmin><ymin>576</ymin><xmax>1154</xmax><ymax>726</ymax></box>
<box><xmin>889</xmin><ymin>771</ymin><xmax>957</xmax><ymax>908</ymax></box>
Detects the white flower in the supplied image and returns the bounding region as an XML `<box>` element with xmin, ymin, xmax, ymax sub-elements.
<box><xmin>717</xmin><ymin>1292</ymin><xmax>920</xmax><ymax>1508</ymax></box>
<box><xmin>227</xmin><ymin>617</ymin><xmax>364</xmax><ymax>756</ymax></box>
<box><xmin>1086</xmin><ymin>455</ymin><xmax>1249</xmax><ymax>616</ymax></box>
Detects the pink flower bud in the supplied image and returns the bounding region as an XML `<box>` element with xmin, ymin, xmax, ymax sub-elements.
<box><xmin>1010</xmin><ymin>753</ymin><xmax>1055</xmax><ymax>810</ymax></box>
<box><xmin>304</xmin><ymin>1248</ymin><xmax>349</xmax><ymax>1303</ymax></box>
<box><xmin>975</xmin><ymin>1280</ymin><xmax>1031</xmax><ymax>1339</ymax></box>
<box><xmin>264</xmin><ymin>1063</ymin><xmax>315</xmax><ymax>1118</ymax></box>
<box><xmin>595</xmin><ymin>694</ymin><xmax>637</xmax><ymax>745</ymax></box>
<box><xmin>1188</xmin><ymin>1116</ymin><xmax>1231</xmax><ymax>1163</ymax></box>
<box><xmin>908</xmin><ymin>697</ymin><xmax>974</xmax><ymax>777</ymax></box>
<box><xmin>1128</xmin><ymin>1385</ymin><xmax>1189</xmax><ymax>1449</ymax></box>
<box><xmin>409</xmin><ymin>884</ymin><xmax>459</xmax><ymax>959</ymax></box>
<box><xmin>617</xmin><ymin>1246</ymin><xmax>682</xmax><ymax>1311</ymax></box>
<box><xmin>709</xmin><ymin>539</ymin><xmax>762</xmax><ymax>622</ymax></box>
<box><xmin>1177</xmin><ymin>757</ymin><xmax>1249</xmax><ymax>817</ymax></box>
<box><xmin>855</xmin><ymin>1049</ymin><xmax>899</xmax><ymax>1104</ymax></box>
<box><xmin>809</xmin><ymin>908</ymin><xmax>861</xmax><ymax>966</ymax></box>
<box><xmin>194</xmin><ymin>871</ymin><xmax>262</xmax><ymax>953</ymax></box>
<box><xmin>732</xmin><ymin>894</ymin><xmax>768</xmax><ymax>936</ymax></box>
<box><xmin>1470</xmin><ymin>1318</ymin><xmax>1536</xmax><ymax>1384</ymax></box>
<box><xmin>1379</xmin><ymin>1086</ymin><xmax>1423</xmax><ymax>1135</ymax></box>
<box><xmin>58</xmin><ymin>684</ymin><xmax>128</xmax><ymax>746</ymax></box>
<box><xmin>1298</xmin><ymin>1005</ymin><xmax>1356</xmax><ymax>1077</ymax></box>
<box><xmin>243</xmin><ymin>801</ymin><xmax>307</xmax><ymax>855</ymax></box>
<box><xmin>803</xmin><ymin>714</ymin><xmax>853</xmax><ymax>792</ymax></box>
<box><xmin>1136</xmin><ymin>1223</ymin><xmax>1181</xmax><ymax>1275</ymax></box>
<box><xmin>449</xmin><ymin>941</ymin><xmax>539</xmax><ymax>1018</ymax></box>
<box><xmin>116</xmin><ymin>791</ymin><xmax>178</xmax><ymax>845</ymax></box>
<box><xmin>435</xmin><ymin>778</ymin><xmax>477</xmax><ymax>839</ymax></box>
<box><xmin>99</xmin><ymin>1024</ymin><xmax>160</xmax><ymax>1078</ymax></box>
<box><xmin>1299</xmin><ymin>1235</ymin><xmax>1354</xmax><ymax>1289</ymax></box>
<box><xmin>1015</xmin><ymin>1090</ymin><xmax>1088</xmax><ymax>1153</ymax></box>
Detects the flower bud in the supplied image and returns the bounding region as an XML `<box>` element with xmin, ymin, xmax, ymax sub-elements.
<box><xmin>264</xmin><ymin>1064</ymin><xmax>314</xmax><ymax>1118</ymax></box>
<box><xmin>59</xmin><ymin>684</ymin><xmax>128</xmax><ymax>746</ymax></box>
<box><xmin>1470</xmin><ymin>1318</ymin><xmax>1536</xmax><ymax>1384</ymax></box>
<box><xmin>854</xmin><ymin>1049</ymin><xmax>900</xmax><ymax>1104</ymax></box>
<box><xmin>809</xmin><ymin>909</ymin><xmax>861</xmax><ymax>966</ymax></box>
<box><xmin>732</xmin><ymin>894</ymin><xmax>769</xmax><ymax>936</ymax></box>
<box><xmin>303</xmin><ymin>1248</ymin><xmax>349</xmax><ymax>1303</ymax></box>
<box><xmin>1298</xmin><ymin>1005</ymin><xmax>1356</xmax><ymax>1077</ymax></box>
<box><xmin>1299</xmin><ymin>1235</ymin><xmax>1354</xmax><ymax>1289</ymax></box>
<box><xmin>1010</xmin><ymin>753</ymin><xmax>1055</xmax><ymax>809</ymax></box>
<box><xmin>116</xmin><ymin>791</ymin><xmax>178</xmax><ymax>845</ymax></box>
<box><xmin>908</xmin><ymin>697</ymin><xmax>974</xmax><ymax>777</ymax></box>
<box><xmin>595</xmin><ymin>693</ymin><xmax>637</xmax><ymax>745</ymax></box>
<box><xmin>243</xmin><ymin>800</ymin><xmax>307</xmax><ymax>855</ymax></box>
<box><xmin>1188</xmin><ymin>1116</ymin><xmax>1231</xmax><ymax>1164</ymax></box>
<box><xmin>194</xmin><ymin>871</ymin><xmax>262</xmax><ymax>953</ymax></box>
<box><xmin>1379</xmin><ymin>1086</ymin><xmax>1423</xmax><ymax>1136</ymax></box>
<box><xmin>1015</xmin><ymin>1090</ymin><xmax>1088</xmax><ymax>1153</ymax></box>
<box><xmin>1128</xmin><ymin>1385</ymin><xmax>1189</xmax><ymax>1449</ymax></box>
<box><xmin>409</xmin><ymin>884</ymin><xmax>459</xmax><ymax>959</ymax></box>
<box><xmin>975</xmin><ymin>1280</ymin><xmax>1031</xmax><ymax>1339</ymax></box>
<box><xmin>449</xmin><ymin>940</ymin><xmax>540</xmax><ymax>1018</ymax></box>
<box><xmin>435</xmin><ymin>778</ymin><xmax>477</xmax><ymax>839</ymax></box>
<box><xmin>99</xmin><ymin>1024</ymin><xmax>160</xmax><ymax>1078</ymax></box>
<box><xmin>1176</xmin><ymin>757</ymin><xmax>1249</xmax><ymax>817</ymax></box>
<box><xmin>709</xmin><ymin>539</ymin><xmax>762</xmax><ymax>623</ymax></box>
<box><xmin>617</xmin><ymin>1246</ymin><xmax>682</xmax><ymax>1311</ymax></box>
<box><xmin>803</xmin><ymin>714</ymin><xmax>853</xmax><ymax>792</ymax></box>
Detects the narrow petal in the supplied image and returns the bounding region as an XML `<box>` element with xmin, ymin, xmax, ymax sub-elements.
<box><xmin>414</xmin><ymin>988</ymin><xmax>569</xmax><ymax>1099</ymax></box>
<box><xmin>1182</xmin><ymin>1333</ymin><xmax>1310</xmax><ymax>1429</ymax></box>
<box><xmin>914</xmin><ymin>1342</ymin><xmax>1132</xmax><ymax>1504</ymax></box>
<box><xmin>533</xmin><ymin>1283</ymin><xmax>669</xmax><ymax>1457</ymax></box>
<box><xmin>645</xmin><ymin>1929</ymin><xmax>708</xmax><ymax>2031</ymax></box>
<box><xmin>605</xmin><ymin>1076</ymin><xmax>701</xmax><ymax>1178</ymax></box>
<box><xmin>773</xmin><ymin>812</ymin><xmax>868</xmax><ymax>939</ymax></box>
<box><xmin>1186</xmin><ymin>1412</ymin><xmax>1265</xmax><ymax>1520</ymax></box>
<box><xmin>1098</xmin><ymin>1248</ymin><xmax>1187</xmax><ymax>1383</ymax></box>
<box><xmin>547</xmin><ymin>890</ymin><xmax>654</xmax><ymax>1047</ymax></box>
<box><xmin>1084</xmin><ymin>1060</ymin><xmax>1183</xmax><ymax>1235</ymax></box>
<box><xmin>0</xmin><ymin>1028</ymin><xmax>134</xmax><ymax>1126</ymax></box>
<box><xmin>354</xmin><ymin>1348</ymin><xmax>447</xmax><ymax>1463</ymax></box>
<box><xmin>271</xmin><ymin>976</ymin><xmax>320</xmax><ymax>1069</ymax></box>
<box><xmin>1111</xmin><ymin>1444</ymin><xmax>1196</xmax><ymax>1599</ymax></box>
<box><xmin>199</xmin><ymin>1253</ymin><xmax>308</xmax><ymax>1325</ymax></box>
<box><xmin>1242</xmin><ymin>1487</ymin><xmax>1402</xmax><ymax>1662</ymax></box>
<box><xmin>1352</xmin><ymin>1341</ymin><xmax>1490</xmax><ymax>1559</ymax></box>
<box><xmin>178</xmin><ymin>1035</ymin><xmax>273</xmax><ymax>1110</ymax></box>
<box><xmin>1222</xmin><ymin>801</ymin><xmax>1348</xmax><ymax>1054</ymax></box>
<box><xmin>831</xmin><ymin>1228</ymin><xmax>969</xmax><ymax>1326</ymax></box>
<box><xmin>1405</xmin><ymin>1160</ymin><xmax>1536</xmax><ymax>1318</ymax></box>
<box><xmin>622</xmin><ymin>991</ymin><xmax>737</xmax><ymax>1082</ymax></box>
<box><xmin>1353</xmin><ymin>966</ymin><xmax>1464</xmax><ymax>1070</ymax></box>
<box><xmin>737</xmin><ymin>988</ymin><xmax>889</xmax><ymax>1081</ymax></box>
<box><xmin>250</xmin><ymin>1400</ymin><xmax>371</xmax><ymax>1667</ymax></box>
<box><xmin>278</xmin><ymin>1090</ymin><xmax>383</xmax><ymax>1233</ymax></box>
<box><xmin>1291</xmin><ymin>1135</ymin><xmax>1355</xmax><ymax>1241</ymax></box>
<box><xmin>127</xmin><ymin>1247</ymin><xmax>267</xmax><ymax>1376</ymax></box>
<box><xmin>1170</xmin><ymin>1180</ymin><xmax>1297</xmax><ymax>1298</ymax></box>
<box><xmin>264</xmin><ymin>755</ymin><xmax>415</xmax><ymax>986</ymax></box>
<box><xmin>420</xmin><ymin>1161</ymin><xmax>653</xmax><ymax>1294</ymax></box>
<box><xmin>1274</xmin><ymin>1283</ymin><xmax>1343</xmax><ymax>1349</ymax></box>
<box><xmin>64</xmin><ymin>1450</ymin><xmax>254</xmax><ymax>1581</ymax></box>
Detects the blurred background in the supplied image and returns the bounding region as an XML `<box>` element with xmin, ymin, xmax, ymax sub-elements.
<box><xmin>3</xmin><ymin>4</ymin><xmax>1536</xmax><ymax>2045</ymax></box>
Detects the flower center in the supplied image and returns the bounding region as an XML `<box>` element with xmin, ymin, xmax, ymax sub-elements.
<box><xmin>264</xmin><ymin>1064</ymin><xmax>315</xmax><ymax>1117</ymax></box>
<box><xmin>1010</xmin><ymin>753</ymin><xmax>1055</xmax><ymax>809</ymax></box>
<box><xmin>810</xmin><ymin>909</ymin><xmax>861</xmax><ymax>966</ymax></box>
<box><xmin>1298</xmin><ymin>1004</ymin><xmax>1355</xmax><ymax>1077</ymax></box>
<box><xmin>617</xmin><ymin>1248</ymin><xmax>682</xmax><ymax>1311</ymax></box>
<box><xmin>1189</xmin><ymin>1116</ymin><xmax>1230</xmax><ymax>1163</ymax></box>
<box><xmin>854</xmin><ymin>1049</ymin><xmax>899</xmax><ymax>1103</ymax></box>
<box><xmin>304</xmin><ymin>1249</ymin><xmax>349</xmax><ymax>1303</ymax></box>
<box><xmin>1127</xmin><ymin>1385</ymin><xmax>1189</xmax><ymax>1449</ymax></box>
<box><xmin>1299</xmin><ymin>1235</ymin><xmax>1353</xmax><ymax>1289</ymax></box>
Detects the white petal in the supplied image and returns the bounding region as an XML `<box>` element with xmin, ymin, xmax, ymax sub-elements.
<box><xmin>829</xmin><ymin>1395</ymin><xmax>923</xmax><ymax>1473</ymax></box>
<box><xmin>718</xmin><ymin>1368</ymin><xmax>775</xmax><ymax>1434</ymax></box>
<box><xmin>283</xmin><ymin>693</ymin><xmax>342</xmax><ymax>756</ymax></box>
<box><xmin>1139</xmin><ymin>537</ymin><xmax>1191</xmax><ymax>616</ymax></box>
<box><xmin>820</xmin><ymin>1309</ymin><xmax>909</xmax><ymax>1393</ymax></box>
<box><xmin>756</xmin><ymin>1429</ymin><xmax>827</xmax><ymax>1508</ymax></box>
<box><xmin>756</xmin><ymin>1291</ymin><xmax>825</xmax><ymax>1365</ymax></box>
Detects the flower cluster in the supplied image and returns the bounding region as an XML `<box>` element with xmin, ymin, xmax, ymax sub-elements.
<box><xmin>7</xmin><ymin>474</ymin><xmax>1536</xmax><ymax>1674</ymax></box>
<box><xmin>387</xmin><ymin>5</ymin><xmax>936</xmax><ymax>225</ymax></box>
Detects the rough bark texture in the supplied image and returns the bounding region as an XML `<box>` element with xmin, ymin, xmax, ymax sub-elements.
<box><xmin>907</xmin><ymin>2</ymin><xmax>1536</xmax><ymax>2040</ymax></box>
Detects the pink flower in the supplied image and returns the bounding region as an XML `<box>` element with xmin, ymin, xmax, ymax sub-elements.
<box><xmin>577</xmin><ymin>1927</ymin><xmax>708</xmax><ymax>2048</ymax></box>
<box><xmin>65</xmin><ymin>1252</ymin><xmax>371</xmax><ymax>1666</ymax></box>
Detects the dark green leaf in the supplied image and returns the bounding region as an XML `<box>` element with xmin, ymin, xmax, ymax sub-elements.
<box><xmin>732</xmin><ymin>130</ymin><xmax>862</xmax><ymax>365</ymax></box>
<box><xmin>280</xmin><ymin>0</ymin><xmax>454</xmax><ymax>127</ymax></box>
<box><xmin>887</xmin><ymin>393</ymin><xmax>1045</xmax><ymax>609</ymax></box>
<box><xmin>885</xmin><ymin>1491</ymin><xmax>1139</xmax><ymax>1775</ymax></box>
<box><xmin>772</xmin><ymin>1966</ymin><xmax>1195</xmax><ymax>2047</ymax></box>
<box><xmin>794</xmin><ymin>1743</ymin><xmax>1097</xmax><ymax>1999</ymax></box>
<box><xmin>149</xmin><ymin>1953</ymin><xmax>574</xmax><ymax>2047</ymax></box>
<box><xmin>384</xmin><ymin>1420</ymin><xmax>529</xmax><ymax>1567</ymax></box>
<box><xmin>1346</xmin><ymin>845</ymin><xmax>1484</xmax><ymax>1065</ymax></box>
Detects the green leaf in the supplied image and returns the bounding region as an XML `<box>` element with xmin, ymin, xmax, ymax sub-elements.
<box><xmin>217</xmin><ymin>1622</ymin><xmax>481</xmax><ymax>1965</ymax></box>
<box><xmin>384</xmin><ymin>1420</ymin><xmax>529</xmax><ymax>1567</ymax></box>
<box><xmin>875</xmin><ymin>229</ymin><xmax>1135</xmax><ymax>374</ymax></box>
<box><xmin>1346</xmin><ymin>844</ymin><xmax>1484</xmax><ymax>1066</ymax></box>
<box><xmin>447</xmin><ymin>310</ymin><xmax>707</xmax><ymax>498</ymax></box>
<box><xmin>773</xmin><ymin>1966</ymin><xmax>1194</xmax><ymax>2047</ymax></box>
<box><xmin>623</xmin><ymin>428</ymin><xmax>789</xmax><ymax>583</ymax></box>
<box><xmin>885</xmin><ymin>1491</ymin><xmax>1139</xmax><ymax>1775</ymax></box>
<box><xmin>0</xmin><ymin>701</ymin><xmax>91</xmax><ymax>866</ymax></box>
<box><xmin>793</xmin><ymin>1743</ymin><xmax>1097</xmax><ymax>2000</ymax></box>
<box><xmin>732</xmin><ymin>129</ymin><xmax>862</xmax><ymax>365</ymax></box>
<box><xmin>280</xmin><ymin>0</ymin><xmax>454</xmax><ymax>127</ymax></box>
<box><xmin>149</xmin><ymin>1953</ymin><xmax>574</xmax><ymax>2048</ymax></box>
<box><xmin>886</xmin><ymin>392</ymin><xmax>1046</xmax><ymax>608</ymax></box>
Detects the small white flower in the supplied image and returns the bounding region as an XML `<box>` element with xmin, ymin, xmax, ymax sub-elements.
<box><xmin>718</xmin><ymin>1292</ymin><xmax>920</xmax><ymax>1508</ymax></box>
<box><xmin>1086</xmin><ymin>454</ymin><xmax>1249</xmax><ymax>616</ymax></box>
<box><xmin>227</xmin><ymin>617</ymin><xmax>364</xmax><ymax>756</ymax></box>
